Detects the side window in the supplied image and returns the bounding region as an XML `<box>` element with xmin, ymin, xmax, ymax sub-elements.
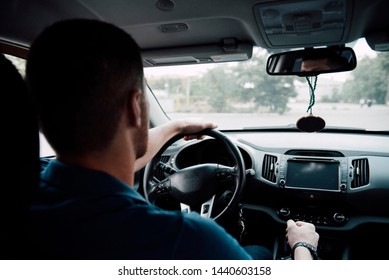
<box><xmin>5</xmin><ymin>54</ymin><xmax>55</xmax><ymax>157</ymax></box>
<box><xmin>4</xmin><ymin>54</ymin><xmax>26</xmax><ymax>77</ymax></box>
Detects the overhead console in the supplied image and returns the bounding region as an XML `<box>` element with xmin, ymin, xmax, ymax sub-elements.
<box><xmin>254</xmin><ymin>0</ymin><xmax>352</xmax><ymax>48</ymax></box>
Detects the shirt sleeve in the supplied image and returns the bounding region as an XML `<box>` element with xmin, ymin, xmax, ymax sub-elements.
<box><xmin>172</xmin><ymin>212</ymin><xmax>252</xmax><ymax>260</ymax></box>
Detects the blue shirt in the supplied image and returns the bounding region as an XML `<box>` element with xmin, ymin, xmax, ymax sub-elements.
<box><xmin>29</xmin><ymin>159</ymin><xmax>252</xmax><ymax>259</ymax></box>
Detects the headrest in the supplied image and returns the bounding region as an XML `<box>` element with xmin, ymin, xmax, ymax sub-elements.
<box><xmin>0</xmin><ymin>53</ymin><xmax>40</xmax><ymax>259</ymax></box>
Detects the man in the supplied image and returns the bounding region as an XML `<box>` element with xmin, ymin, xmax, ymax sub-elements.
<box><xmin>301</xmin><ymin>58</ymin><xmax>332</xmax><ymax>72</ymax></box>
<box><xmin>26</xmin><ymin>19</ymin><xmax>318</xmax><ymax>260</ymax></box>
<box><xmin>300</xmin><ymin>49</ymin><xmax>349</xmax><ymax>72</ymax></box>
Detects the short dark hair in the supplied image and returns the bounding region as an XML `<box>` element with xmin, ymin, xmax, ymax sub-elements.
<box><xmin>302</xmin><ymin>48</ymin><xmax>348</xmax><ymax>69</ymax></box>
<box><xmin>26</xmin><ymin>19</ymin><xmax>144</xmax><ymax>155</ymax></box>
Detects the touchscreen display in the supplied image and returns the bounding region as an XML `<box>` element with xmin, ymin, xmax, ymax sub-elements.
<box><xmin>286</xmin><ymin>160</ymin><xmax>339</xmax><ymax>190</ymax></box>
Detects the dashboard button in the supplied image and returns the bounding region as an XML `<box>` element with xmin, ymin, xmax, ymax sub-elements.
<box><xmin>279</xmin><ymin>207</ymin><xmax>291</xmax><ymax>217</ymax></box>
<box><xmin>333</xmin><ymin>213</ymin><xmax>346</xmax><ymax>223</ymax></box>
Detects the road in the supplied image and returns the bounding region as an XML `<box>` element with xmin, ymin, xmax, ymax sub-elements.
<box><xmin>170</xmin><ymin>103</ymin><xmax>389</xmax><ymax>130</ymax></box>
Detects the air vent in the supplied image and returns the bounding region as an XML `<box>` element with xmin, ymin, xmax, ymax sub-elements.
<box><xmin>262</xmin><ymin>154</ymin><xmax>277</xmax><ymax>182</ymax></box>
<box><xmin>155</xmin><ymin>156</ymin><xmax>170</xmax><ymax>181</ymax></box>
<box><xmin>351</xmin><ymin>158</ymin><xmax>370</xmax><ymax>188</ymax></box>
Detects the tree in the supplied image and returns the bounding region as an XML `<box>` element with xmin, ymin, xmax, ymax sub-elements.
<box><xmin>230</xmin><ymin>51</ymin><xmax>297</xmax><ymax>114</ymax></box>
<box><xmin>190</xmin><ymin>50</ymin><xmax>298</xmax><ymax>114</ymax></box>
<box><xmin>190</xmin><ymin>66</ymin><xmax>236</xmax><ymax>112</ymax></box>
<box><xmin>146</xmin><ymin>49</ymin><xmax>298</xmax><ymax>114</ymax></box>
<box><xmin>147</xmin><ymin>77</ymin><xmax>183</xmax><ymax>96</ymax></box>
<box><xmin>343</xmin><ymin>52</ymin><xmax>389</xmax><ymax>104</ymax></box>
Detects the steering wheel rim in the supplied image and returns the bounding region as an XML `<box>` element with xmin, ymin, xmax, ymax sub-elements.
<box><xmin>143</xmin><ymin>128</ymin><xmax>246</xmax><ymax>220</ymax></box>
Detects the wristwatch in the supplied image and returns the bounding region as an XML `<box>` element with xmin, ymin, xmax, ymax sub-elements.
<box><xmin>291</xmin><ymin>242</ymin><xmax>319</xmax><ymax>260</ymax></box>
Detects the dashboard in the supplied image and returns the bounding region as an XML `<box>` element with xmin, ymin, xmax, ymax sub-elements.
<box><xmin>154</xmin><ymin>130</ymin><xmax>389</xmax><ymax>259</ymax></box>
<box><xmin>234</xmin><ymin>131</ymin><xmax>389</xmax><ymax>221</ymax></box>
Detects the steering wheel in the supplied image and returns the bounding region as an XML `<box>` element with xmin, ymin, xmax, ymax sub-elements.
<box><xmin>143</xmin><ymin>128</ymin><xmax>246</xmax><ymax>220</ymax></box>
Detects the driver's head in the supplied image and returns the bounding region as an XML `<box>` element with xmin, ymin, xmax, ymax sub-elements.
<box><xmin>26</xmin><ymin>19</ymin><xmax>148</xmax><ymax>158</ymax></box>
<box><xmin>301</xmin><ymin>58</ymin><xmax>332</xmax><ymax>72</ymax></box>
<box><xmin>300</xmin><ymin>49</ymin><xmax>348</xmax><ymax>72</ymax></box>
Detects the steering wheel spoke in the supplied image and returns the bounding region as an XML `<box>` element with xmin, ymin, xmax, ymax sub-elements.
<box><xmin>147</xmin><ymin>178</ymin><xmax>171</xmax><ymax>203</ymax></box>
<box><xmin>180</xmin><ymin>195</ymin><xmax>216</xmax><ymax>219</ymax></box>
<box><xmin>200</xmin><ymin>195</ymin><xmax>215</xmax><ymax>218</ymax></box>
<box><xmin>180</xmin><ymin>203</ymin><xmax>191</xmax><ymax>214</ymax></box>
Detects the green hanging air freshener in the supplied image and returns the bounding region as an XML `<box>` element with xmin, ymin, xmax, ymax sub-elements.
<box><xmin>296</xmin><ymin>76</ymin><xmax>326</xmax><ymax>132</ymax></box>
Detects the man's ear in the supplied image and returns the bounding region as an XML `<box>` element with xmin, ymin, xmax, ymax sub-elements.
<box><xmin>127</xmin><ymin>90</ymin><xmax>142</xmax><ymax>127</ymax></box>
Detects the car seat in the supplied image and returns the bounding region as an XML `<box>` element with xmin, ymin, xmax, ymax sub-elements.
<box><xmin>0</xmin><ymin>53</ymin><xmax>40</xmax><ymax>259</ymax></box>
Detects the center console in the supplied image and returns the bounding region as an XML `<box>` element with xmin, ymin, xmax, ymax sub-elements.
<box><xmin>274</xmin><ymin>154</ymin><xmax>349</xmax><ymax>226</ymax></box>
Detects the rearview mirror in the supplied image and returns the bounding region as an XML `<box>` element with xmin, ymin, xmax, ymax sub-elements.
<box><xmin>266</xmin><ymin>47</ymin><xmax>357</xmax><ymax>76</ymax></box>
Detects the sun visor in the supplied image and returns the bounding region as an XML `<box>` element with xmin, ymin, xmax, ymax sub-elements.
<box><xmin>142</xmin><ymin>40</ymin><xmax>252</xmax><ymax>67</ymax></box>
<box><xmin>254</xmin><ymin>0</ymin><xmax>352</xmax><ymax>49</ymax></box>
<box><xmin>366</xmin><ymin>31</ymin><xmax>389</xmax><ymax>52</ymax></box>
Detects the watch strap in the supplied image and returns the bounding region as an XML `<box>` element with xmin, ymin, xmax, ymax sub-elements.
<box><xmin>291</xmin><ymin>242</ymin><xmax>319</xmax><ymax>260</ymax></box>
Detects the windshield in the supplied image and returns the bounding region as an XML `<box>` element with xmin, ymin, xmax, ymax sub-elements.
<box><xmin>145</xmin><ymin>38</ymin><xmax>389</xmax><ymax>131</ymax></box>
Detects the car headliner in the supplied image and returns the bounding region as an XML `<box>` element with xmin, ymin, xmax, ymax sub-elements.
<box><xmin>0</xmin><ymin>0</ymin><xmax>388</xmax><ymax>61</ymax></box>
